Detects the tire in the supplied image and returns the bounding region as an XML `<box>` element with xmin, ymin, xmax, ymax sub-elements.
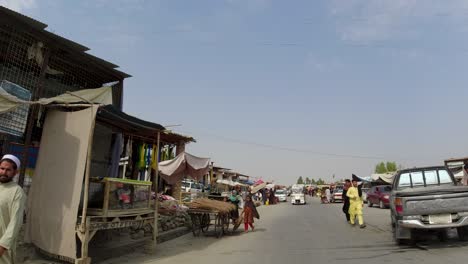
<box><xmin>368</xmin><ymin>201</ymin><xmax>373</xmax><ymax>207</ymax></box>
<box><xmin>457</xmin><ymin>226</ymin><xmax>468</xmax><ymax>241</ymax></box>
<box><xmin>379</xmin><ymin>200</ymin><xmax>385</xmax><ymax>209</ymax></box>
<box><xmin>392</xmin><ymin>221</ymin><xmax>415</xmax><ymax>246</ymax></box>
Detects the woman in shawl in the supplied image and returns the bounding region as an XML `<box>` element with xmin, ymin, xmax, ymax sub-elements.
<box><xmin>242</xmin><ymin>195</ymin><xmax>259</xmax><ymax>233</ymax></box>
<box><xmin>269</xmin><ymin>188</ymin><xmax>276</xmax><ymax>205</ymax></box>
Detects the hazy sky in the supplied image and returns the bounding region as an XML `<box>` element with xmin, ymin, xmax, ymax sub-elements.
<box><xmin>5</xmin><ymin>0</ymin><xmax>468</xmax><ymax>184</ymax></box>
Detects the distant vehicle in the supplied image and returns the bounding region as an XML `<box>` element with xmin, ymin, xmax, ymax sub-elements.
<box><xmin>331</xmin><ymin>185</ymin><xmax>344</xmax><ymax>203</ymax></box>
<box><xmin>182</xmin><ymin>180</ymin><xmax>204</xmax><ymax>193</ymax></box>
<box><xmin>291</xmin><ymin>184</ymin><xmax>306</xmax><ymax>205</ymax></box>
<box><xmin>275</xmin><ymin>189</ymin><xmax>287</xmax><ymax>202</ymax></box>
<box><xmin>361</xmin><ymin>187</ymin><xmax>370</xmax><ymax>203</ymax></box>
<box><xmin>367</xmin><ymin>185</ymin><xmax>391</xmax><ymax>209</ymax></box>
<box><xmin>390</xmin><ymin>166</ymin><xmax>468</xmax><ymax>244</ymax></box>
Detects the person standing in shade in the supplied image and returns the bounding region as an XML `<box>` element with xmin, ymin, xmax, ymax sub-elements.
<box><xmin>347</xmin><ymin>179</ymin><xmax>366</xmax><ymax>228</ymax></box>
<box><xmin>342</xmin><ymin>179</ymin><xmax>351</xmax><ymax>223</ymax></box>
<box><xmin>0</xmin><ymin>154</ymin><xmax>27</xmax><ymax>264</ymax></box>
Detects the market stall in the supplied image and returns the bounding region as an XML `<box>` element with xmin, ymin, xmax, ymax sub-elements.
<box><xmin>158</xmin><ymin>152</ymin><xmax>210</xmax><ymax>203</ymax></box>
<box><xmin>25</xmin><ymin>103</ymin><xmax>168</xmax><ymax>264</ymax></box>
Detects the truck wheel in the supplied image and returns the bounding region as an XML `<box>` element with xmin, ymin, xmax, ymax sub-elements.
<box><xmin>392</xmin><ymin>224</ymin><xmax>403</xmax><ymax>245</ymax></box>
<box><xmin>379</xmin><ymin>200</ymin><xmax>385</xmax><ymax>209</ymax></box>
<box><xmin>368</xmin><ymin>202</ymin><xmax>373</xmax><ymax>208</ymax></box>
<box><xmin>457</xmin><ymin>226</ymin><xmax>468</xmax><ymax>241</ymax></box>
<box><xmin>393</xmin><ymin>223</ymin><xmax>415</xmax><ymax>246</ymax></box>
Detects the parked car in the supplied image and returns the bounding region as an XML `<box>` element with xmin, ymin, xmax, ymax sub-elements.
<box><xmin>182</xmin><ymin>180</ymin><xmax>204</xmax><ymax>193</ymax></box>
<box><xmin>331</xmin><ymin>185</ymin><xmax>344</xmax><ymax>203</ymax></box>
<box><xmin>275</xmin><ymin>189</ymin><xmax>287</xmax><ymax>202</ymax></box>
<box><xmin>367</xmin><ymin>185</ymin><xmax>392</xmax><ymax>209</ymax></box>
<box><xmin>390</xmin><ymin>166</ymin><xmax>468</xmax><ymax>244</ymax></box>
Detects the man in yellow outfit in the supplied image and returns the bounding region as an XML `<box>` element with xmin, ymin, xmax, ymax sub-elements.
<box><xmin>347</xmin><ymin>179</ymin><xmax>366</xmax><ymax>228</ymax></box>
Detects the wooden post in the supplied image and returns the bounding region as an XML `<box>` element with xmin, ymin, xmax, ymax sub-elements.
<box><xmin>153</xmin><ymin>132</ymin><xmax>160</xmax><ymax>246</ymax></box>
<box><xmin>172</xmin><ymin>142</ymin><xmax>185</xmax><ymax>202</ymax></box>
<box><xmin>102</xmin><ymin>180</ymin><xmax>110</xmax><ymax>218</ymax></box>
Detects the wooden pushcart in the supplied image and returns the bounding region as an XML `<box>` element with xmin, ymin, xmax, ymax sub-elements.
<box><xmin>188</xmin><ymin>208</ymin><xmax>234</xmax><ymax>238</ymax></box>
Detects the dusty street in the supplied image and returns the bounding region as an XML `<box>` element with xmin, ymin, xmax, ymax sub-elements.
<box><xmin>99</xmin><ymin>197</ymin><xmax>468</xmax><ymax>264</ymax></box>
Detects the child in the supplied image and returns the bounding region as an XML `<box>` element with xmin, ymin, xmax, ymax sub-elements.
<box><xmin>242</xmin><ymin>195</ymin><xmax>259</xmax><ymax>233</ymax></box>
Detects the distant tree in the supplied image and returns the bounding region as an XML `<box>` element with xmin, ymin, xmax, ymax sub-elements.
<box><xmin>316</xmin><ymin>178</ymin><xmax>325</xmax><ymax>185</ymax></box>
<box><xmin>305</xmin><ymin>177</ymin><xmax>311</xmax><ymax>184</ymax></box>
<box><xmin>375</xmin><ymin>161</ymin><xmax>401</xmax><ymax>173</ymax></box>
<box><xmin>297</xmin><ymin>176</ymin><xmax>304</xmax><ymax>184</ymax></box>
<box><xmin>375</xmin><ymin>162</ymin><xmax>387</xmax><ymax>174</ymax></box>
<box><xmin>311</xmin><ymin>179</ymin><xmax>316</xmax><ymax>184</ymax></box>
<box><xmin>386</xmin><ymin>162</ymin><xmax>397</xmax><ymax>172</ymax></box>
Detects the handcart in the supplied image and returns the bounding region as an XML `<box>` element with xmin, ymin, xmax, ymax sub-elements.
<box><xmin>188</xmin><ymin>208</ymin><xmax>233</xmax><ymax>238</ymax></box>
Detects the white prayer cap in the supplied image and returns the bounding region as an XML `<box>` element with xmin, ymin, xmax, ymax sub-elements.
<box><xmin>1</xmin><ymin>154</ymin><xmax>20</xmax><ymax>169</ymax></box>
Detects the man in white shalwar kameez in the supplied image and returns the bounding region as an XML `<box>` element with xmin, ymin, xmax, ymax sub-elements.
<box><xmin>0</xmin><ymin>155</ymin><xmax>26</xmax><ymax>264</ymax></box>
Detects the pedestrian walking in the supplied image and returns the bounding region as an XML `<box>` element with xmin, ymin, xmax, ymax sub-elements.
<box><xmin>325</xmin><ymin>188</ymin><xmax>331</xmax><ymax>203</ymax></box>
<box><xmin>0</xmin><ymin>154</ymin><xmax>26</xmax><ymax>264</ymax></box>
<box><xmin>241</xmin><ymin>195</ymin><xmax>259</xmax><ymax>233</ymax></box>
<box><xmin>342</xmin><ymin>179</ymin><xmax>351</xmax><ymax>223</ymax></box>
<box><xmin>347</xmin><ymin>179</ymin><xmax>366</xmax><ymax>228</ymax></box>
<box><xmin>269</xmin><ymin>188</ymin><xmax>276</xmax><ymax>205</ymax></box>
<box><xmin>262</xmin><ymin>188</ymin><xmax>268</xmax><ymax>205</ymax></box>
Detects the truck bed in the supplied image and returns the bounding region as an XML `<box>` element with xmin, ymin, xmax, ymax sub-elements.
<box><xmin>395</xmin><ymin>186</ymin><xmax>468</xmax><ymax>215</ymax></box>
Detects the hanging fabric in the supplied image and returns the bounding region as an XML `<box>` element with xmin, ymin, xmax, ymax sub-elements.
<box><xmin>108</xmin><ymin>133</ymin><xmax>123</xmax><ymax>178</ymax></box>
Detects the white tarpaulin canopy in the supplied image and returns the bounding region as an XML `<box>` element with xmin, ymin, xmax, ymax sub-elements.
<box><xmin>0</xmin><ymin>84</ymin><xmax>112</xmax><ymax>114</ymax></box>
<box><xmin>159</xmin><ymin>152</ymin><xmax>210</xmax><ymax>184</ymax></box>
<box><xmin>371</xmin><ymin>173</ymin><xmax>395</xmax><ymax>184</ymax></box>
<box><xmin>216</xmin><ymin>179</ymin><xmax>248</xmax><ymax>187</ymax></box>
<box><xmin>250</xmin><ymin>182</ymin><xmax>267</xmax><ymax>193</ymax></box>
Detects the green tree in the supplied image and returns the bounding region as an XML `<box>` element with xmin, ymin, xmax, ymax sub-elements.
<box><xmin>297</xmin><ymin>176</ymin><xmax>304</xmax><ymax>184</ymax></box>
<box><xmin>305</xmin><ymin>177</ymin><xmax>311</xmax><ymax>184</ymax></box>
<box><xmin>316</xmin><ymin>178</ymin><xmax>325</xmax><ymax>185</ymax></box>
<box><xmin>375</xmin><ymin>161</ymin><xmax>401</xmax><ymax>173</ymax></box>
<box><xmin>311</xmin><ymin>179</ymin><xmax>316</xmax><ymax>184</ymax></box>
<box><xmin>386</xmin><ymin>162</ymin><xmax>397</xmax><ymax>172</ymax></box>
<box><xmin>375</xmin><ymin>162</ymin><xmax>387</xmax><ymax>173</ymax></box>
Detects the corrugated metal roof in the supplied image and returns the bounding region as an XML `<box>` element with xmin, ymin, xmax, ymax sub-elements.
<box><xmin>0</xmin><ymin>6</ymin><xmax>131</xmax><ymax>79</ymax></box>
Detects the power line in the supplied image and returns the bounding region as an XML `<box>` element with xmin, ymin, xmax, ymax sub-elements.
<box><xmin>175</xmin><ymin>129</ymin><xmax>386</xmax><ymax>160</ymax></box>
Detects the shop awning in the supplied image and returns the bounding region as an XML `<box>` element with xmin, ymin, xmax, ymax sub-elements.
<box><xmin>0</xmin><ymin>82</ymin><xmax>113</xmax><ymax>114</ymax></box>
<box><xmin>96</xmin><ymin>105</ymin><xmax>164</xmax><ymax>138</ymax></box>
<box><xmin>159</xmin><ymin>152</ymin><xmax>210</xmax><ymax>184</ymax></box>
<box><xmin>371</xmin><ymin>173</ymin><xmax>395</xmax><ymax>184</ymax></box>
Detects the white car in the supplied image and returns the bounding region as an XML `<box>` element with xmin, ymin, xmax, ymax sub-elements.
<box><xmin>182</xmin><ymin>180</ymin><xmax>203</xmax><ymax>193</ymax></box>
<box><xmin>275</xmin><ymin>189</ymin><xmax>287</xmax><ymax>202</ymax></box>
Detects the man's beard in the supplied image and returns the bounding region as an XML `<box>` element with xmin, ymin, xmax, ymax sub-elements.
<box><xmin>0</xmin><ymin>174</ymin><xmax>12</xmax><ymax>183</ymax></box>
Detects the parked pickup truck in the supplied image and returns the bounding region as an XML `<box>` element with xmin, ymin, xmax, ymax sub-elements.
<box><xmin>390</xmin><ymin>166</ymin><xmax>468</xmax><ymax>244</ymax></box>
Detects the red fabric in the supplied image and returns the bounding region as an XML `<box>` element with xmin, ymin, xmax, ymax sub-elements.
<box><xmin>244</xmin><ymin>206</ymin><xmax>254</xmax><ymax>223</ymax></box>
<box><xmin>244</xmin><ymin>222</ymin><xmax>254</xmax><ymax>231</ymax></box>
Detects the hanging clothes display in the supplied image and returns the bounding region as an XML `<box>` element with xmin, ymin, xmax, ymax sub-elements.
<box><xmin>108</xmin><ymin>134</ymin><xmax>123</xmax><ymax>178</ymax></box>
<box><xmin>137</xmin><ymin>143</ymin><xmax>146</xmax><ymax>170</ymax></box>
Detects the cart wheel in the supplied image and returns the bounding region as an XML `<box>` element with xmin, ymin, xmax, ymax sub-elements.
<box><xmin>214</xmin><ymin>215</ymin><xmax>224</xmax><ymax>238</ymax></box>
<box><xmin>191</xmin><ymin>214</ymin><xmax>201</xmax><ymax>237</ymax></box>
<box><xmin>201</xmin><ymin>213</ymin><xmax>210</xmax><ymax>233</ymax></box>
<box><xmin>222</xmin><ymin>214</ymin><xmax>230</xmax><ymax>234</ymax></box>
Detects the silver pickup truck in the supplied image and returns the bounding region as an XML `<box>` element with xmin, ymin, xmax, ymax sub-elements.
<box><xmin>390</xmin><ymin>166</ymin><xmax>468</xmax><ymax>244</ymax></box>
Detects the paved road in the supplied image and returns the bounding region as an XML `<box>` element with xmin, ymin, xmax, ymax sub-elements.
<box><xmin>102</xmin><ymin>197</ymin><xmax>468</xmax><ymax>264</ymax></box>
